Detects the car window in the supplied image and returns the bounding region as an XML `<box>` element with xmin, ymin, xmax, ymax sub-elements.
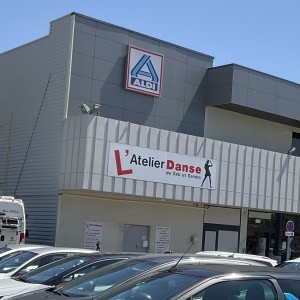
<box><xmin>277</xmin><ymin>279</ymin><xmax>300</xmax><ymax>300</ymax></box>
<box><xmin>97</xmin><ymin>272</ymin><xmax>205</xmax><ymax>300</ymax></box>
<box><xmin>0</xmin><ymin>247</ymin><xmax>11</xmax><ymax>254</ymax></box>
<box><xmin>15</xmin><ymin>253</ymin><xmax>68</xmax><ymax>275</ymax></box>
<box><xmin>23</xmin><ymin>256</ymin><xmax>93</xmax><ymax>284</ymax></box>
<box><xmin>0</xmin><ymin>251</ymin><xmax>36</xmax><ymax>273</ymax></box>
<box><xmin>188</xmin><ymin>279</ymin><xmax>277</xmax><ymax>300</ymax></box>
<box><xmin>57</xmin><ymin>260</ymin><xmax>161</xmax><ymax>297</ymax></box>
<box><xmin>62</xmin><ymin>258</ymin><xmax>124</xmax><ymax>284</ymax></box>
<box><xmin>276</xmin><ymin>262</ymin><xmax>300</xmax><ymax>271</ymax></box>
<box><xmin>0</xmin><ymin>251</ymin><xmax>20</xmax><ymax>262</ymax></box>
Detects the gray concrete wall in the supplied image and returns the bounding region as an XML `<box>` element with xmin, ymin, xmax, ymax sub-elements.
<box><xmin>204</xmin><ymin>107</ymin><xmax>296</xmax><ymax>154</ymax></box>
<box><xmin>55</xmin><ymin>193</ymin><xmax>206</xmax><ymax>253</ymax></box>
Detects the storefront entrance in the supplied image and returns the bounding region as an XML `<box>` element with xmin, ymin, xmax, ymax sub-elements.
<box><xmin>202</xmin><ymin>223</ymin><xmax>240</xmax><ymax>252</ymax></box>
<box><xmin>246</xmin><ymin>211</ymin><xmax>277</xmax><ymax>258</ymax></box>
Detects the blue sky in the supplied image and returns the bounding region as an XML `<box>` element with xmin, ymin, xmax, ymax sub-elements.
<box><xmin>1</xmin><ymin>0</ymin><xmax>299</xmax><ymax>83</ymax></box>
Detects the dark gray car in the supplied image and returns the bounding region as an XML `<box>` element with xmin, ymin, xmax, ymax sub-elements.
<box><xmin>91</xmin><ymin>264</ymin><xmax>300</xmax><ymax>300</ymax></box>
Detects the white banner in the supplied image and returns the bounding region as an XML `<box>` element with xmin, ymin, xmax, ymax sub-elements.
<box><xmin>155</xmin><ymin>226</ymin><xmax>171</xmax><ymax>253</ymax></box>
<box><xmin>107</xmin><ymin>142</ymin><xmax>216</xmax><ymax>189</ymax></box>
<box><xmin>84</xmin><ymin>221</ymin><xmax>103</xmax><ymax>251</ymax></box>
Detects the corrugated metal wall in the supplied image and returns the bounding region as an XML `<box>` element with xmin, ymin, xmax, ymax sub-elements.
<box><xmin>61</xmin><ymin>115</ymin><xmax>300</xmax><ymax>214</ymax></box>
<box><xmin>0</xmin><ymin>15</ymin><xmax>73</xmax><ymax>244</ymax></box>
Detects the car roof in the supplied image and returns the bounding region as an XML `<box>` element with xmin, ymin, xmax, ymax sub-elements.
<box><xmin>282</xmin><ymin>258</ymin><xmax>300</xmax><ymax>263</ymax></box>
<box><xmin>0</xmin><ymin>244</ymin><xmax>48</xmax><ymax>257</ymax></box>
<box><xmin>20</xmin><ymin>247</ymin><xmax>96</xmax><ymax>255</ymax></box>
<box><xmin>196</xmin><ymin>251</ymin><xmax>278</xmax><ymax>266</ymax></box>
<box><xmin>112</xmin><ymin>253</ymin><xmax>268</xmax><ymax>266</ymax></box>
<box><xmin>1</xmin><ymin>244</ymin><xmax>46</xmax><ymax>250</ymax></box>
<box><xmin>21</xmin><ymin>252</ymin><xmax>146</xmax><ymax>278</ymax></box>
<box><xmin>168</xmin><ymin>263</ymin><xmax>300</xmax><ymax>279</ymax></box>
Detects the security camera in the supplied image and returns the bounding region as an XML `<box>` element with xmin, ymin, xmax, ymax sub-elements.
<box><xmin>90</xmin><ymin>104</ymin><xmax>101</xmax><ymax>115</ymax></box>
<box><xmin>79</xmin><ymin>103</ymin><xmax>91</xmax><ymax>114</ymax></box>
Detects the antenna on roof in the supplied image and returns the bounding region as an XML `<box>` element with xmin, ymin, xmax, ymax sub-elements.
<box><xmin>229</xmin><ymin>236</ymin><xmax>247</xmax><ymax>257</ymax></box>
<box><xmin>168</xmin><ymin>242</ymin><xmax>195</xmax><ymax>271</ymax></box>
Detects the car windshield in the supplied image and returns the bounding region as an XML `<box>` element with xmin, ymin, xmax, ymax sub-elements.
<box><xmin>21</xmin><ymin>256</ymin><xmax>93</xmax><ymax>283</ymax></box>
<box><xmin>0</xmin><ymin>251</ymin><xmax>37</xmax><ymax>273</ymax></box>
<box><xmin>98</xmin><ymin>271</ymin><xmax>205</xmax><ymax>300</ymax></box>
<box><xmin>57</xmin><ymin>259</ymin><xmax>160</xmax><ymax>297</ymax></box>
<box><xmin>276</xmin><ymin>262</ymin><xmax>300</xmax><ymax>270</ymax></box>
<box><xmin>0</xmin><ymin>247</ymin><xmax>11</xmax><ymax>254</ymax></box>
<box><xmin>0</xmin><ymin>251</ymin><xmax>21</xmax><ymax>262</ymax></box>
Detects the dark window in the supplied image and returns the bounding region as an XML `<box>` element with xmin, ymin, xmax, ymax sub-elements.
<box><xmin>190</xmin><ymin>279</ymin><xmax>277</xmax><ymax>300</ymax></box>
<box><xmin>15</xmin><ymin>253</ymin><xmax>68</xmax><ymax>276</ymax></box>
<box><xmin>277</xmin><ymin>279</ymin><xmax>300</xmax><ymax>300</ymax></box>
<box><xmin>291</xmin><ymin>132</ymin><xmax>300</xmax><ymax>156</ymax></box>
<box><xmin>61</xmin><ymin>258</ymin><xmax>124</xmax><ymax>284</ymax></box>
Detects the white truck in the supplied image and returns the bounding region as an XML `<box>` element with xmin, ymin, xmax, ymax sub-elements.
<box><xmin>0</xmin><ymin>196</ymin><xmax>26</xmax><ymax>247</ymax></box>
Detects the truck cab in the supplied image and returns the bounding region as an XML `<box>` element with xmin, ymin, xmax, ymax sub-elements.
<box><xmin>0</xmin><ymin>196</ymin><xmax>26</xmax><ymax>247</ymax></box>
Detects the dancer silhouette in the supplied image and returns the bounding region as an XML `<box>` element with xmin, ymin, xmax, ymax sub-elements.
<box><xmin>201</xmin><ymin>160</ymin><xmax>213</xmax><ymax>188</ymax></box>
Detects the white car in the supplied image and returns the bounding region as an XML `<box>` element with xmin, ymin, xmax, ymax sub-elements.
<box><xmin>0</xmin><ymin>278</ymin><xmax>48</xmax><ymax>299</ymax></box>
<box><xmin>196</xmin><ymin>251</ymin><xmax>278</xmax><ymax>266</ymax></box>
<box><xmin>276</xmin><ymin>257</ymin><xmax>300</xmax><ymax>269</ymax></box>
<box><xmin>0</xmin><ymin>244</ymin><xmax>48</xmax><ymax>261</ymax></box>
<box><xmin>0</xmin><ymin>253</ymin><xmax>140</xmax><ymax>299</ymax></box>
<box><xmin>0</xmin><ymin>246</ymin><xmax>96</xmax><ymax>279</ymax></box>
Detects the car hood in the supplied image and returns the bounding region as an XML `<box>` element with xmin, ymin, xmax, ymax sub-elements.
<box><xmin>0</xmin><ymin>278</ymin><xmax>49</xmax><ymax>298</ymax></box>
<box><xmin>0</xmin><ymin>273</ymin><xmax>10</xmax><ymax>279</ymax></box>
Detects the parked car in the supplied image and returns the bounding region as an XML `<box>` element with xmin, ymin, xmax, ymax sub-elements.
<box><xmin>0</xmin><ymin>252</ymin><xmax>142</xmax><ymax>299</ymax></box>
<box><xmin>276</xmin><ymin>257</ymin><xmax>300</xmax><ymax>270</ymax></box>
<box><xmin>196</xmin><ymin>250</ymin><xmax>278</xmax><ymax>266</ymax></box>
<box><xmin>9</xmin><ymin>253</ymin><xmax>271</xmax><ymax>299</ymax></box>
<box><xmin>0</xmin><ymin>244</ymin><xmax>47</xmax><ymax>262</ymax></box>
<box><xmin>0</xmin><ymin>246</ymin><xmax>96</xmax><ymax>279</ymax></box>
<box><xmin>88</xmin><ymin>264</ymin><xmax>300</xmax><ymax>300</ymax></box>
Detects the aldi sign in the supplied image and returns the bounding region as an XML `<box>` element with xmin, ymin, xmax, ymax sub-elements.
<box><xmin>107</xmin><ymin>142</ymin><xmax>216</xmax><ymax>189</ymax></box>
<box><xmin>125</xmin><ymin>45</ymin><xmax>163</xmax><ymax>97</ymax></box>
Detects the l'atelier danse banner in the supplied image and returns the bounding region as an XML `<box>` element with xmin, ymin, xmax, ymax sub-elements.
<box><xmin>107</xmin><ymin>142</ymin><xmax>217</xmax><ymax>189</ymax></box>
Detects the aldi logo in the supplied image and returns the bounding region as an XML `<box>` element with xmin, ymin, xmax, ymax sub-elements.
<box><xmin>125</xmin><ymin>45</ymin><xmax>163</xmax><ymax>97</ymax></box>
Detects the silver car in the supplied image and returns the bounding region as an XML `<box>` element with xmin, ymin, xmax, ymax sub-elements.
<box><xmin>0</xmin><ymin>246</ymin><xmax>95</xmax><ymax>279</ymax></box>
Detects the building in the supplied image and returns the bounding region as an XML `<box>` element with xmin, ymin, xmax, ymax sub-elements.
<box><xmin>1</xmin><ymin>12</ymin><xmax>300</xmax><ymax>259</ymax></box>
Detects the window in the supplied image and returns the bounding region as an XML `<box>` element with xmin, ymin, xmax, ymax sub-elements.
<box><xmin>277</xmin><ymin>279</ymin><xmax>300</xmax><ymax>300</ymax></box>
<box><xmin>291</xmin><ymin>132</ymin><xmax>300</xmax><ymax>156</ymax></box>
<box><xmin>62</xmin><ymin>258</ymin><xmax>123</xmax><ymax>284</ymax></box>
<box><xmin>15</xmin><ymin>253</ymin><xmax>68</xmax><ymax>276</ymax></box>
<box><xmin>0</xmin><ymin>251</ymin><xmax>36</xmax><ymax>273</ymax></box>
<box><xmin>189</xmin><ymin>279</ymin><xmax>277</xmax><ymax>300</ymax></box>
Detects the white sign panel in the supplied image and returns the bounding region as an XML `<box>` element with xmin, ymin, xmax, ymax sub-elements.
<box><xmin>155</xmin><ymin>226</ymin><xmax>171</xmax><ymax>253</ymax></box>
<box><xmin>107</xmin><ymin>142</ymin><xmax>217</xmax><ymax>189</ymax></box>
<box><xmin>285</xmin><ymin>231</ymin><xmax>295</xmax><ymax>237</ymax></box>
<box><xmin>125</xmin><ymin>45</ymin><xmax>163</xmax><ymax>97</ymax></box>
<box><xmin>84</xmin><ymin>221</ymin><xmax>103</xmax><ymax>250</ymax></box>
